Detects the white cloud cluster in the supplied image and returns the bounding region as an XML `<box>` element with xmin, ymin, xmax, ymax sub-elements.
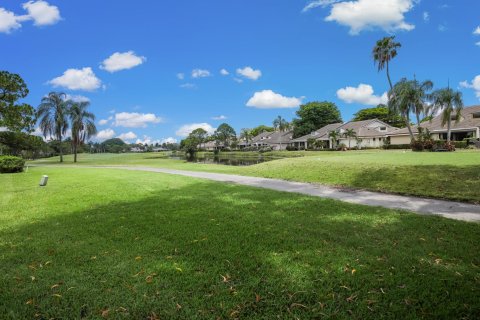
<box><xmin>117</xmin><ymin>131</ymin><xmax>137</xmax><ymax>142</ymax></box>
<box><xmin>176</xmin><ymin>123</ymin><xmax>216</xmax><ymax>137</ymax></box>
<box><xmin>64</xmin><ymin>94</ymin><xmax>90</xmax><ymax>103</ymax></box>
<box><xmin>460</xmin><ymin>76</ymin><xmax>480</xmax><ymax>99</ymax></box>
<box><xmin>220</xmin><ymin>69</ymin><xmax>229</xmax><ymax>76</ymax></box>
<box><xmin>246</xmin><ymin>90</ymin><xmax>303</xmax><ymax>109</ymax></box>
<box><xmin>100</xmin><ymin>51</ymin><xmax>146</xmax><ymax>73</ymax></box>
<box><xmin>135</xmin><ymin>135</ymin><xmax>178</xmax><ymax>145</ymax></box>
<box><xmin>113</xmin><ymin>112</ymin><xmax>163</xmax><ymax>128</ymax></box>
<box><xmin>49</xmin><ymin>67</ymin><xmax>102</xmax><ymax>91</ymax></box>
<box><xmin>192</xmin><ymin>69</ymin><xmax>211</xmax><ymax>78</ymax></box>
<box><xmin>96</xmin><ymin>129</ymin><xmax>116</xmax><ymax>140</ymax></box>
<box><xmin>98</xmin><ymin>116</ymin><xmax>113</xmax><ymax>125</ymax></box>
<box><xmin>474</xmin><ymin>26</ymin><xmax>480</xmax><ymax>35</ymax></box>
<box><xmin>212</xmin><ymin>115</ymin><xmax>227</xmax><ymax>120</ymax></box>
<box><xmin>423</xmin><ymin>12</ymin><xmax>429</xmax><ymax>22</ymax></box>
<box><xmin>0</xmin><ymin>1</ymin><xmax>60</xmax><ymax>33</ymax></box>
<box><xmin>337</xmin><ymin>84</ymin><xmax>388</xmax><ymax>105</ymax></box>
<box><xmin>161</xmin><ymin>137</ymin><xmax>178</xmax><ymax>144</ymax></box>
<box><xmin>304</xmin><ymin>0</ymin><xmax>416</xmax><ymax>35</ymax></box>
<box><xmin>236</xmin><ymin>66</ymin><xmax>262</xmax><ymax>80</ymax></box>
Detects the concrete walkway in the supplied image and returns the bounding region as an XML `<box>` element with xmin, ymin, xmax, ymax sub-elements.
<box><xmin>68</xmin><ymin>165</ymin><xmax>480</xmax><ymax>223</ymax></box>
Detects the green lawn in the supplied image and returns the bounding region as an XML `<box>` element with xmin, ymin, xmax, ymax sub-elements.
<box><xmin>1</xmin><ymin>167</ymin><xmax>479</xmax><ymax>319</ymax></box>
<box><xmin>31</xmin><ymin>150</ymin><xmax>480</xmax><ymax>203</ymax></box>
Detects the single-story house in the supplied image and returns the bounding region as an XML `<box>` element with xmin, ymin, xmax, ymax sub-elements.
<box><xmin>291</xmin><ymin>119</ymin><xmax>397</xmax><ymax>149</ymax></box>
<box><xmin>243</xmin><ymin>130</ymin><xmax>294</xmax><ymax>150</ymax></box>
<box><xmin>388</xmin><ymin>105</ymin><xmax>480</xmax><ymax>144</ymax></box>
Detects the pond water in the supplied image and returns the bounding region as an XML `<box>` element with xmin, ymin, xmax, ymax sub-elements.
<box><xmin>169</xmin><ymin>154</ymin><xmax>278</xmax><ymax>166</ymax></box>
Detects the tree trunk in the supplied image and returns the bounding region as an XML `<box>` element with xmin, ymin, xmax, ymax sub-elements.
<box><xmin>447</xmin><ymin>119</ymin><xmax>451</xmax><ymax>143</ymax></box>
<box><xmin>386</xmin><ymin>61</ymin><xmax>393</xmax><ymax>91</ymax></box>
<box><xmin>59</xmin><ymin>135</ymin><xmax>63</xmax><ymax>163</ymax></box>
<box><xmin>74</xmin><ymin>142</ymin><xmax>77</xmax><ymax>163</ymax></box>
<box><xmin>404</xmin><ymin>113</ymin><xmax>415</xmax><ymax>141</ymax></box>
<box><xmin>348</xmin><ymin>138</ymin><xmax>351</xmax><ymax>149</ymax></box>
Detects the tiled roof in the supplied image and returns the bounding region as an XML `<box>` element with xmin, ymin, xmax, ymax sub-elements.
<box><xmin>291</xmin><ymin>123</ymin><xmax>343</xmax><ymax>142</ymax></box>
<box><xmin>389</xmin><ymin>105</ymin><xmax>480</xmax><ymax>136</ymax></box>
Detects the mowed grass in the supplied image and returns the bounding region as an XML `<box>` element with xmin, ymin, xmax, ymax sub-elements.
<box><xmin>1</xmin><ymin>167</ymin><xmax>479</xmax><ymax>319</ymax></box>
<box><xmin>32</xmin><ymin>150</ymin><xmax>480</xmax><ymax>203</ymax></box>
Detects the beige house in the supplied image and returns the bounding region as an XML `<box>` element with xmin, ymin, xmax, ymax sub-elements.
<box><xmin>243</xmin><ymin>130</ymin><xmax>294</xmax><ymax>150</ymax></box>
<box><xmin>388</xmin><ymin>105</ymin><xmax>480</xmax><ymax>145</ymax></box>
<box><xmin>291</xmin><ymin>119</ymin><xmax>397</xmax><ymax>149</ymax></box>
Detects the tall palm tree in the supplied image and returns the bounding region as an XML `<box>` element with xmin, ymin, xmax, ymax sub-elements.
<box><xmin>37</xmin><ymin>92</ymin><xmax>69</xmax><ymax>162</ymax></box>
<box><xmin>273</xmin><ymin>116</ymin><xmax>289</xmax><ymax>132</ymax></box>
<box><xmin>373</xmin><ymin>36</ymin><xmax>401</xmax><ymax>91</ymax></box>
<box><xmin>430</xmin><ymin>87</ymin><xmax>463</xmax><ymax>143</ymax></box>
<box><xmin>68</xmin><ymin>101</ymin><xmax>97</xmax><ymax>162</ymax></box>
<box><xmin>240</xmin><ymin>128</ymin><xmax>252</xmax><ymax>144</ymax></box>
<box><xmin>388</xmin><ymin>78</ymin><xmax>434</xmax><ymax>140</ymax></box>
<box><xmin>328</xmin><ymin>130</ymin><xmax>339</xmax><ymax>149</ymax></box>
<box><xmin>411</xmin><ymin>77</ymin><xmax>434</xmax><ymax>130</ymax></box>
<box><xmin>343</xmin><ymin>129</ymin><xmax>357</xmax><ymax>149</ymax></box>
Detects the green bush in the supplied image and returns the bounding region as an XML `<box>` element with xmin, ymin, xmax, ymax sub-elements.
<box><xmin>384</xmin><ymin>144</ymin><xmax>411</xmax><ymax>149</ymax></box>
<box><xmin>0</xmin><ymin>155</ymin><xmax>25</xmax><ymax>173</ymax></box>
<box><xmin>453</xmin><ymin>141</ymin><xmax>467</xmax><ymax>149</ymax></box>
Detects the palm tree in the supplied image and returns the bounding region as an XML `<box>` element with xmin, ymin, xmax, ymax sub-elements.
<box><xmin>430</xmin><ymin>87</ymin><xmax>463</xmax><ymax>143</ymax></box>
<box><xmin>343</xmin><ymin>129</ymin><xmax>357</xmax><ymax>149</ymax></box>
<box><xmin>37</xmin><ymin>92</ymin><xmax>69</xmax><ymax>162</ymax></box>
<box><xmin>273</xmin><ymin>116</ymin><xmax>289</xmax><ymax>132</ymax></box>
<box><xmin>68</xmin><ymin>101</ymin><xmax>97</xmax><ymax>162</ymax></box>
<box><xmin>411</xmin><ymin>77</ymin><xmax>434</xmax><ymax>130</ymax></box>
<box><xmin>373</xmin><ymin>36</ymin><xmax>401</xmax><ymax>91</ymax></box>
<box><xmin>240</xmin><ymin>128</ymin><xmax>252</xmax><ymax>144</ymax></box>
<box><xmin>328</xmin><ymin>130</ymin><xmax>339</xmax><ymax>149</ymax></box>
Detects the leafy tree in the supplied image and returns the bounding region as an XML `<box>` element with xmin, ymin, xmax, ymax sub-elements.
<box><xmin>190</xmin><ymin>128</ymin><xmax>208</xmax><ymax>148</ymax></box>
<box><xmin>37</xmin><ymin>92</ymin><xmax>69</xmax><ymax>162</ymax></box>
<box><xmin>0</xmin><ymin>131</ymin><xmax>46</xmax><ymax>158</ymax></box>
<box><xmin>292</xmin><ymin>101</ymin><xmax>342</xmax><ymax>138</ymax></box>
<box><xmin>373</xmin><ymin>36</ymin><xmax>401</xmax><ymax>90</ymax></box>
<box><xmin>68</xmin><ymin>101</ymin><xmax>97</xmax><ymax>162</ymax></box>
<box><xmin>0</xmin><ymin>71</ymin><xmax>36</xmax><ymax>132</ymax></box>
<box><xmin>430</xmin><ymin>87</ymin><xmax>464</xmax><ymax>143</ymax></box>
<box><xmin>101</xmin><ymin>138</ymin><xmax>127</xmax><ymax>153</ymax></box>
<box><xmin>273</xmin><ymin>116</ymin><xmax>289</xmax><ymax>132</ymax></box>
<box><xmin>353</xmin><ymin>105</ymin><xmax>404</xmax><ymax>127</ymax></box>
<box><xmin>250</xmin><ymin>125</ymin><xmax>274</xmax><ymax>137</ymax></box>
<box><xmin>343</xmin><ymin>129</ymin><xmax>357</xmax><ymax>149</ymax></box>
<box><xmin>214</xmin><ymin>123</ymin><xmax>236</xmax><ymax>147</ymax></box>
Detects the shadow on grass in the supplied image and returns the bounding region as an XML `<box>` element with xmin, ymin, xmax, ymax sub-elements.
<box><xmin>0</xmin><ymin>181</ymin><xmax>479</xmax><ymax>319</ymax></box>
<box><xmin>350</xmin><ymin>165</ymin><xmax>480</xmax><ymax>203</ymax></box>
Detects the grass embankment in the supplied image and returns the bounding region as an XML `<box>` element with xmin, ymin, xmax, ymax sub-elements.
<box><xmin>1</xmin><ymin>167</ymin><xmax>479</xmax><ymax>318</ymax></box>
<box><xmin>31</xmin><ymin>150</ymin><xmax>480</xmax><ymax>203</ymax></box>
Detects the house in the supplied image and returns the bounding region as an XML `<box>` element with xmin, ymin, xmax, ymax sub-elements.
<box><xmin>244</xmin><ymin>130</ymin><xmax>294</xmax><ymax>150</ymax></box>
<box><xmin>336</xmin><ymin>119</ymin><xmax>398</xmax><ymax>148</ymax></box>
<box><xmin>291</xmin><ymin>119</ymin><xmax>397</xmax><ymax>149</ymax></box>
<box><xmin>388</xmin><ymin>105</ymin><xmax>480</xmax><ymax>145</ymax></box>
<box><xmin>291</xmin><ymin>123</ymin><xmax>343</xmax><ymax>149</ymax></box>
<box><xmin>199</xmin><ymin>140</ymin><xmax>224</xmax><ymax>151</ymax></box>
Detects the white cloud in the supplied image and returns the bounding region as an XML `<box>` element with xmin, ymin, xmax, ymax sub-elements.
<box><xmin>180</xmin><ymin>83</ymin><xmax>197</xmax><ymax>89</ymax></box>
<box><xmin>0</xmin><ymin>1</ymin><xmax>60</xmax><ymax>34</ymax></box>
<box><xmin>0</xmin><ymin>8</ymin><xmax>21</xmax><ymax>33</ymax></box>
<box><xmin>423</xmin><ymin>12</ymin><xmax>429</xmax><ymax>22</ymax></box>
<box><xmin>96</xmin><ymin>129</ymin><xmax>116</xmax><ymax>141</ymax></box>
<box><xmin>246</xmin><ymin>90</ymin><xmax>303</xmax><ymax>109</ymax></box>
<box><xmin>473</xmin><ymin>26</ymin><xmax>480</xmax><ymax>35</ymax></box>
<box><xmin>476</xmin><ymin>41</ymin><xmax>480</xmax><ymax>47</ymax></box>
<box><xmin>98</xmin><ymin>119</ymin><xmax>109</xmax><ymax>125</ymax></box>
<box><xmin>100</xmin><ymin>51</ymin><xmax>146</xmax><ymax>73</ymax></box>
<box><xmin>220</xmin><ymin>69</ymin><xmax>229</xmax><ymax>76</ymax></box>
<box><xmin>236</xmin><ymin>66</ymin><xmax>262</xmax><ymax>80</ymax></box>
<box><xmin>337</xmin><ymin>83</ymin><xmax>388</xmax><ymax>105</ymax></box>
<box><xmin>438</xmin><ymin>24</ymin><xmax>447</xmax><ymax>32</ymax></box>
<box><xmin>460</xmin><ymin>76</ymin><xmax>480</xmax><ymax>99</ymax></box>
<box><xmin>117</xmin><ymin>131</ymin><xmax>137</xmax><ymax>142</ymax></box>
<box><xmin>315</xmin><ymin>0</ymin><xmax>416</xmax><ymax>35</ymax></box>
<box><xmin>212</xmin><ymin>115</ymin><xmax>227</xmax><ymax>120</ymax></box>
<box><xmin>113</xmin><ymin>112</ymin><xmax>163</xmax><ymax>128</ymax></box>
<box><xmin>48</xmin><ymin>67</ymin><xmax>102</xmax><ymax>91</ymax></box>
<box><xmin>161</xmin><ymin>137</ymin><xmax>178</xmax><ymax>144</ymax></box>
<box><xmin>176</xmin><ymin>123</ymin><xmax>216</xmax><ymax>137</ymax></box>
<box><xmin>192</xmin><ymin>69</ymin><xmax>211</xmax><ymax>78</ymax></box>
<box><xmin>22</xmin><ymin>1</ymin><xmax>61</xmax><ymax>26</ymax></box>
<box><xmin>233</xmin><ymin>78</ymin><xmax>243</xmax><ymax>83</ymax></box>
<box><xmin>177</xmin><ymin>73</ymin><xmax>185</xmax><ymax>80</ymax></box>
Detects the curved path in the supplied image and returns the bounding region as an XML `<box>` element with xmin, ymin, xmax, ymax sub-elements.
<box><xmin>40</xmin><ymin>165</ymin><xmax>480</xmax><ymax>222</ymax></box>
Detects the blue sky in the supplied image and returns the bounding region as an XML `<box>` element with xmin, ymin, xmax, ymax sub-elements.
<box><xmin>2</xmin><ymin>0</ymin><xmax>479</xmax><ymax>144</ymax></box>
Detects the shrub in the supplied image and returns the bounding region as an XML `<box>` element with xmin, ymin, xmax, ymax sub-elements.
<box><xmin>453</xmin><ymin>141</ymin><xmax>467</xmax><ymax>149</ymax></box>
<box><xmin>286</xmin><ymin>145</ymin><xmax>298</xmax><ymax>151</ymax></box>
<box><xmin>384</xmin><ymin>144</ymin><xmax>411</xmax><ymax>150</ymax></box>
<box><xmin>410</xmin><ymin>140</ymin><xmax>424</xmax><ymax>152</ymax></box>
<box><xmin>0</xmin><ymin>155</ymin><xmax>25</xmax><ymax>173</ymax></box>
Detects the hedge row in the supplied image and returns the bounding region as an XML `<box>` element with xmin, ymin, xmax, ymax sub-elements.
<box><xmin>0</xmin><ymin>155</ymin><xmax>25</xmax><ymax>173</ymax></box>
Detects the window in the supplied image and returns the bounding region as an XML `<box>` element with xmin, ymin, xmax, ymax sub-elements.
<box><xmin>379</xmin><ymin>126</ymin><xmax>387</xmax><ymax>131</ymax></box>
<box><xmin>373</xmin><ymin>138</ymin><xmax>376</xmax><ymax>141</ymax></box>
<box><xmin>473</xmin><ymin>112</ymin><xmax>480</xmax><ymax>119</ymax></box>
